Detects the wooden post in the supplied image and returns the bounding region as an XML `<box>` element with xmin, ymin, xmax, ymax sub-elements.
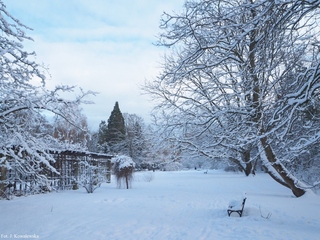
<box><xmin>106</xmin><ymin>160</ymin><xmax>111</xmax><ymax>183</ymax></box>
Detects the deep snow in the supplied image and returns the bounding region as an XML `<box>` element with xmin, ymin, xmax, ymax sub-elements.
<box><xmin>0</xmin><ymin>170</ymin><xmax>319</xmax><ymax>240</ymax></box>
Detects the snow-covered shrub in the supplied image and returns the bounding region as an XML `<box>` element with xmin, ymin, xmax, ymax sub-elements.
<box><xmin>78</xmin><ymin>160</ymin><xmax>104</xmax><ymax>193</ymax></box>
<box><xmin>112</xmin><ymin>155</ymin><xmax>135</xmax><ymax>189</ymax></box>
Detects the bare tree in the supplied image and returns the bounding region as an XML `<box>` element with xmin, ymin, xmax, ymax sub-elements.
<box><xmin>264</xmin><ymin>0</ymin><xmax>320</xmax><ymax>190</ymax></box>
<box><xmin>53</xmin><ymin>105</ymin><xmax>90</xmax><ymax>148</ymax></box>
<box><xmin>0</xmin><ymin>1</ymin><xmax>96</xmax><ymax>197</ymax></box>
<box><xmin>123</xmin><ymin>113</ymin><xmax>149</xmax><ymax>168</ymax></box>
<box><xmin>144</xmin><ymin>0</ymin><xmax>320</xmax><ymax>197</ymax></box>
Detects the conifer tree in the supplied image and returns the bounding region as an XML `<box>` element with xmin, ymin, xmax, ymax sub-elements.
<box><xmin>106</xmin><ymin>102</ymin><xmax>126</xmax><ymax>154</ymax></box>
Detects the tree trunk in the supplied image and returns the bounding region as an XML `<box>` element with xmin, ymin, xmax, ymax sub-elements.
<box><xmin>243</xmin><ymin>149</ymin><xmax>252</xmax><ymax>176</ymax></box>
<box><xmin>229</xmin><ymin>153</ymin><xmax>252</xmax><ymax>176</ymax></box>
<box><xmin>125</xmin><ymin>176</ymin><xmax>129</xmax><ymax>189</ymax></box>
<box><xmin>259</xmin><ymin>137</ymin><xmax>305</xmax><ymax>197</ymax></box>
<box><xmin>0</xmin><ymin>164</ymin><xmax>7</xmax><ymax>197</ymax></box>
<box><xmin>248</xmin><ymin>22</ymin><xmax>305</xmax><ymax>197</ymax></box>
<box><xmin>231</xmin><ymin>149</ymin><xmax>253</xmax><ymax>176</ymax></box>
<box><xmin>262</xmin><ymin>166</ymin><xmax>290</xmax><ymax>189</ymax></box>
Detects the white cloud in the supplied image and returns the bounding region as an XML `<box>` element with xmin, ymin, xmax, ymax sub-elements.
<box><xmin>30</xmin><ymin>35</ymin><xmax>161</xmax><ymax>129</ymax></box>
<box><xmin>4</xmin><ymin>0</ymin><xmax>186</xmax><ymax>130</ymax></box>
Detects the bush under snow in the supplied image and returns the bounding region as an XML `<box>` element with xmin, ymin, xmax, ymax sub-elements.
<box><xmin>112</xmin><ymin>155</ymin><xmax>135</xmax><ymax>189</ymax></box>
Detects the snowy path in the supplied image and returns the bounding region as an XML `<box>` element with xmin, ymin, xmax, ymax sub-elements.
<box><xmin>0</xmin><ymin>170</ymin><xmax>319</xmax><ymax>240</ymax></box>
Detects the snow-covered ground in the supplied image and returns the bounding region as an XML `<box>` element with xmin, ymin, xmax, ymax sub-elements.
<box><xmin>0</xmin><ymin>170</ymin><xmax>319</xmax><ymax>240</ymax></box>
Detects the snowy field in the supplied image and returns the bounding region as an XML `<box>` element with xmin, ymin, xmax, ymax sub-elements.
<box><xmin>0</xmin><ymin>170</ymin><xmax>319</xmax><ymax>240</ymax></box>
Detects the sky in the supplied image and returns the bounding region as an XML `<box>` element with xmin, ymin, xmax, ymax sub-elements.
<box><xmin>4</xmin><ymin>0</ymin><xmax>185</xmax><ymax>130</ymax></box>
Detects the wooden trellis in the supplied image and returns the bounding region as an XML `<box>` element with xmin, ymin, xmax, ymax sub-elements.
<box><xmin>0</xmin><ymin>150</ymin><xmax>112</xmax><ymax>198</ymax></box>
<box><xmin>49</xmin><ymin>151</ymin><xmax>112</xmax><ymax>190</ymax></box>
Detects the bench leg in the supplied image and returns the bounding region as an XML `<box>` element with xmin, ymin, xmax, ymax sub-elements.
<box><xmin>227</xmin><ymin>210</ymin><xmax>243</xmax><ymax>217</ymax></box>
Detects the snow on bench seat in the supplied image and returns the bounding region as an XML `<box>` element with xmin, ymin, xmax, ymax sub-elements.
<box><xmin>227</xmin><ymin>197</ymin><xmax>247</xmax><ymax>217</ymax></box>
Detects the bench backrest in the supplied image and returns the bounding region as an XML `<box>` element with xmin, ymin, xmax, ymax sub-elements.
<box><xmin>241</xmin><ymin>197</ymin><xmax>247</xmax><ymax>210</ymax></box>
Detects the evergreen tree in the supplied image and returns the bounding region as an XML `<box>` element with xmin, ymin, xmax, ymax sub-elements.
<box><xmin>106</xmin><ymin>102</ymin><xmax>126</xmax><ymax>154</ymax></box>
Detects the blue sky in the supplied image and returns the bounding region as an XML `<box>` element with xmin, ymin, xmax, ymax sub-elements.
<box><xmin>4</xmin><ymin>0</ymin><xmax>185</xmax><ymax>130</ymax></box>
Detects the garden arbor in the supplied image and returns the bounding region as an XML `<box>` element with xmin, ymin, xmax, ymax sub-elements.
<box><xmin>0</xmin><ymin>150</ymin><xmax>112</xmax><ymax>199</ymax></box>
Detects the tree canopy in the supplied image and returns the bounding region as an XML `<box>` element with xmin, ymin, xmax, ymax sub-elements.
<box><xmin>0</xmin><ymin>1</ymin><xmax>95</xmax><ymax>194</ymax></box>
<box><xmin>144</xmin><ymin>0</ymin><xmax>320</xmax><ymax>197</ymax></box>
